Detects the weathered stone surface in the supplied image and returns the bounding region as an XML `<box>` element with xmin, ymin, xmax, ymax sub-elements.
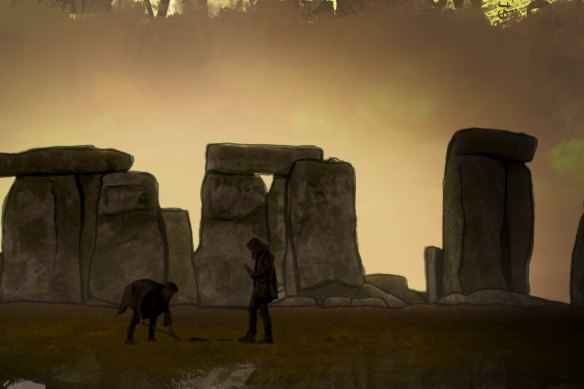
<box><xmin>287</xmin><ymin>159</ymin><xmax>364</xmax><ymax>291</ymax></box>
<box><xmin>438</xmin><ymin>289</ymin><xmax>560</xmax><ymax>307</ymax></box>
<box><xmin>0</xmin><ymin>146</ymin><xmax>133</xmax><ymax>177</ymax></box>
<box><xmin>194</xmin><ymin>172</ymin><xmax>267</xmax><ymax>306</ymax></box>
<box><xmin>272</xmin><ymin>296</ymin><xmax>317</xmax><ymax>306</ymax></box>
<box><xmin>89</xmin><ymin>172</ymin><xmax>167</xmax><ymax>304</ymax></box>
<box><xmin>1</xmin><ymin>176</ymin><xmax>82</xmax><ymax>302</ymax></box>
<box><xmin>365</xmin><ymin>274</ymin><xmax>410</xmax><ymax>304</ymax></box>
<box><xmin>424</xmin><ymin>246</ymin><xmax>443</xmax><ymax>303</ymax></box>
<box><xmin>323</xmin><ymin>296</ymin><xmax>352</xmax><ymax>307</ymax></box>
<box><xmin>506</xmin><ymin>163</ymin><xmax>533</xmax><ymax>294</ymax></box>
<box><xmin>409</xmin><ymin>290</ymin><xmax>428</xmax><ymax>305</ymax></box>
<box><xmin>571</xmin><ymin>212</ymin><xmax>584</xmax><ymax>308</ymax></box>
<box><xmin>443</xmin><ymin>129</ymin><xmax>537</xmax><ymax>296</ymax></box>
<box><xmin>206</xmin><ymin>144</ymin><xmax>323</xmax><ymax>176</ymax></box>
<box><xmin>458</xmin><ymin>156</ymin><xmax>508</xmax><ymax>293</ymax></box>
<box><xmin>299</xmin><ymin>281</ymin><xmax>360</xmax><ymax>306</ymax></box>
<box><xmin>351</xmin><ymin>297</ymin><xmax>387</xmax><ymax>308</ymax></box>
<box><xmin>449</xmin><ymin>128</ymin><xmax>538</xmax><ymax>163</ymax></box>
<box><xmin>78</xmin><ymin>174</ymin><xmax>102</xmax><ymax>303</ymax></box>
<box><xmin>163</xmin><ymin>209</ymin><xmax>198</xmax><ymax>305</ymax></box>
<box><xmin>266</xmin><ymin>176</ymin><xmax>287</xmax><ymax>296</ymax></box>
<box><xmin>357</xmin><ymin>283</ymin><xmax>408</xmax><ymax>308</ymax></box>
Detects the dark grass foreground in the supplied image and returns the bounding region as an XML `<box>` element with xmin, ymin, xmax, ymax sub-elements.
<box><xmin>0</xmin><ymin>304</ymin><xmax>583</xmax><ymax>388</ymax></box>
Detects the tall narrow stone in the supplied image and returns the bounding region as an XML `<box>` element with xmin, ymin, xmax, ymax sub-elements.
<box><xmin>266</xmin><ymin>176</ymin><xmax>287</xmax><ymax>297</ymax></box>
<box><xmin>424</xmin><ymin>246</ymin><xmax>443</xmax><ymax>303</ymax></box>
<box><xmin>571</xmin><ymin>210</ymin><xmax>584</xmax><ymax>308</ymax></box>
<box><xmin>163</xmin><ymin>209</ymin><xmax>198</xmax><ymax>305</ymax></box>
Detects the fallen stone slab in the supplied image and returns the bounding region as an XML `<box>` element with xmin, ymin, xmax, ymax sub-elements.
<box><xmin>409</xmin><ymin>290</ymin><xmax>428</xmax><ymax>305</ymax></box>
<box><xmin>365</xmin><ymin>274</ymin><xmax>410</xmax><ymax>304</ymax></box>
<box><xmin>351</xmin><ymin>297</ymin><xmax>387</xmax><ymax>308</ymax></box>
<box><xmin>206</xmin><ymin>144</ymin><xmax>323</xmax><ymax>175</ymax></box>
<box><xmin>323</xmin><ymin>296</ymin><xmax>352</xmax><ymax>307</ymax></box>
<box><xmin>0</xmin><ymin>146</ymin><xmax>133</xmax><ymax>177</ymax></box>
<box><xmin>437</xmin><ymin>289</ymin><xmax>561</xmax><ymax>308</ymax></box>
<box><xmin>357</xmin><ymin>283</ymin><xmax>408</xmax><ymax>308</ymax></box>
<box><xmin>298</xmin><ymin>281</ymin><xmax>361</xmax><ymax>306</ymax></box>
<box><xmin>272</xmin><ymin>296</ymin><xmax>317</xmax><ymax>307</ymax></box>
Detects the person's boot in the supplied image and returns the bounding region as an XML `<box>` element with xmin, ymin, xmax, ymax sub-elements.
<box><xmin>257</xmin><ymin>335</ymin><xmax>273</xmax><ymax>344</ymax></box>
<box><xmin>238</xmin><ymin>332</ymin><xmax>256</xmax><ymax>343</ymax></box>
<box><xmin>125</xmin><ymin>338</ymin><xmax>136</xmax><ymax>345</ymax></box>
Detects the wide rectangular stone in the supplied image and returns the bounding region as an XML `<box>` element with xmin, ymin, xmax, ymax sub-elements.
<box><xmin>0</xmin><ymin>146</ymin><xmax>133</xmax><ymax>177</ymax></box>
<box><xmin>449</xmin><ymin>128</ymin><xmax>537</xmax><ymax>163</ymax></box>
<box><xmin>206</xmin><ymin>144</ymin><xmax>323</xmax><ymax>175</ymax></box>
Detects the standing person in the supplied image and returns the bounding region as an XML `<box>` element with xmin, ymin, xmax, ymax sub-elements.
<box><xmin>117</xmin><ymin>279</ymin><xmax>179</xmax><ymax>344</ymax></box>
<box><xmin>239</xmin><ymin>238</ymin><xmax>278</xmax><ymax>344</ymax></box>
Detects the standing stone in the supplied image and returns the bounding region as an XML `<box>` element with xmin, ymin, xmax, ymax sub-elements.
<box><xmin>458</xmin><ymin>155</ymin><xmax>508</xmax><ymax>293</ymax></box>
<box><xmin>266</xmin><ymin>176</ymin><xmax>287</xmax><ymax>297</ymax></box>
<box><xmin>442</xmin><ymin>128</ymin><xmax>537</xmax><ymax>296</ymax></box>
<box><xmin>286</xmin><ymin>159</ymin><xmax>364</xmax><ymax>292</ymax></box>
<box><xmin>506</xmin><ymin>163</ymin><xmax>534</xmax><ymax>294</ymax></box>
<box><xmin>89</xmin><ymin>172</ymin><xmax>167</xmax><ymax>304</ymax></box>
<box><xmin>78</xmin><ymin>174</ymin><xmax>103</xmax><ymax>302</ymax></box>
<box><xmin>571</xmin><ymin>209</ymin><xmax>584</xmax><ymax>308</ymax></box>
<box><xmin>1</xmin><ymin>176</ymin><xmax>82</xmax><ymax>302</ymax></box>
<box><xmin>163</xmin><ymin>209</ymin><xmax>198</xmax><ymax>305</ymax></box>
<box><xmin>424</xmin><ymin>246</ymin><xmax>444</xmax><ymax>303</ymax></box>
<box><xmin>193</xmin><ymin>172</ymin><xmax>267</xmax><ymax>306</ymax></box>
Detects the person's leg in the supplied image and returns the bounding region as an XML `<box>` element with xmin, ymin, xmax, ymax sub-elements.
<box><xmin>148</xmin><ymin>316</ymin><xmax>157</xmax><ymax>341</ymax></box>
<box><xmin>258</xmin><ymin>300</ymin><xmax>273</xmax><ymax>343</ymax></box>
<box><xmin>239</xmin><ymin>298</ymin><xmax>259</xmax><ymax>343</ymax></box>
<box><xmin>126</xmin><ymin>310</ymin><xmax>139</xmax><ymax>344</ymax></box>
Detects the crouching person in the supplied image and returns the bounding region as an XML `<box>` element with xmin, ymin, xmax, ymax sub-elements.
<box><xmin>117</xmin><ymin>279</ymin><xmax>179</xmax><ymax>344</ymax></box>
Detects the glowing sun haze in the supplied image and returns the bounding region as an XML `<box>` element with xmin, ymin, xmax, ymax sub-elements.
<box><xmin>1</xmin><ymin>1</ymin><xmax>583</xmax><ymax>302</ymax></box>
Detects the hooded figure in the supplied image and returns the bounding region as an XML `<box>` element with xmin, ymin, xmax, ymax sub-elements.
<box><xmin>118</xmin><ymin>279</ymin><xmax>179</xmax><ymax>344</ymax></box>
<box><xmin>239</xmin><ymin>238</ymin><xmax>278</xmax><ymax>344</ymax></box>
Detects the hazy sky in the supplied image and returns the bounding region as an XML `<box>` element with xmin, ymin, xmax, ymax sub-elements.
<box><xmin>1</xmin><ymin>1</ymin><xmax>583</xmax><ymax>302</ymax></box>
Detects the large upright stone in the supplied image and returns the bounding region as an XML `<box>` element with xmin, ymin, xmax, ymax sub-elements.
<box><xmin>266</xmin><ymin>176</ymin><xmax>287</xmax><ymax>297</ymax></box>
<box><xmin>1</xmin><ymin>176</ymin><xmax>82</xmax><ymax>302</ymax></box>
<box><xmin>286</xmin><ymin>159</ymin><xmax>364</xmax><ymax>293</ymax></box>
<box><xmin>163</xmin><ymin>209</ymin><xmax>198</xmax><ymax>305</ymax></box>
<box><xmin>89</xmin><ymin>172</ymin><xmax>167</xmax><ymax>304</ymax></box>
<box><xmin>443</xmin><ymin>128</ymin><xmax>537</xmax><ymax>296</ymax></box>
<box><xmin>424</xmin><ymin>246</ymin><xmax>443</xmax><ymax>303</ymax></box>
<box><xmin>193</xmin><ymin>172</ymin><xmax>268</xmax><ymax>306</ymax></box>
<box><xmin>0</xmin><ymin>146</ymin><xmax>133</xmax><ymax>177</ymax></box>
<box><xmin>571</xmin><ymin>210</ymin><xmax>584</xmax><ymax>308</ymax></box>
<box><xmin>206</xmin><ymin>144</ymin><xmax>323</xmax><ymax>175</ymax></box>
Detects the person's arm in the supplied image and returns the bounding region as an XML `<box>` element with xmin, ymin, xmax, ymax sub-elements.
<box><xmin>246</xmin><ymin>252</ymin><xmax>271</xmax><ymax>282</ymax></box>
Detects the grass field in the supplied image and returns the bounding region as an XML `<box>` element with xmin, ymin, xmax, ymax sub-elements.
<box><xmin>0</xmin><ymin>303</ymin><xmax>583</xmax><ymax>388</ymax></box>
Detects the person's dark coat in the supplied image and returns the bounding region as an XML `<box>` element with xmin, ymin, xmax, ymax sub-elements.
<box><xmin>248</xmin><ymin>248</ymin><xmax>278</xmax><ymax>301</ymax></box>
<box><xmin>117</xmin><ymin>279</ymin><xmax>173</xmax><ymax>326</ymax></box>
